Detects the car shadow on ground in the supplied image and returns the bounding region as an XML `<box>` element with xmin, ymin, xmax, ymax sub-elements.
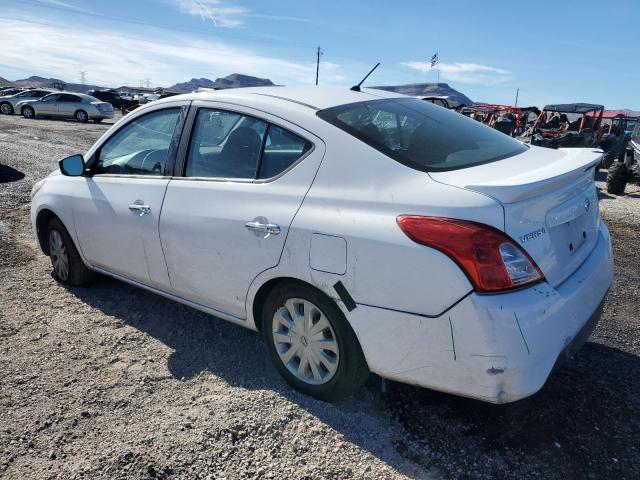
<box><xmin>0</xmin><ymin>164</ymin><xmax>25</xmax><ymax>183</ymax></box>
<box><xmin>64</xmin><ymin>276</ymin><xmax>640</xmax><ymax>478</ymax></box>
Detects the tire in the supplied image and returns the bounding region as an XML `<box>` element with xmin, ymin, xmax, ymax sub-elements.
<box><xmin>74</xmin><ymin>110</ymin><xmax>89</xmax><ymax>123</ymax></box>
<box><xmin>261</xmin><ymin>281</ymin><xmax>369</xmax><ymax>401</ymax></box>
<box><xmin>0</xmin><ymin>102</ymin><xmax>13</xmax><ymax>115</ymax></box>
<box><xmin>606</xmin><ymin>162</ymin><xmax>628</xmax><ymax>195</ymax></box>
<box><xmin>600</xmin><ymin>150</ymin><xmax>616</xmax><ymax>170</ymax></box>
<box><xmin>47</xmin><ymin>217</ymin><xmax>95</xmax><ymax>286</ymax></box>
<box><xmin>21</xmin><ymin>106</ymin><xmax>35</xmax><ymax>119</ymax></box>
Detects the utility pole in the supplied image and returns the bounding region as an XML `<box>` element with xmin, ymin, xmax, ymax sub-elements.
<box><xmin>145</xmin><ymin>78</ymin><xmax>151</xmax><ymax>89</ymax></box>
<box><xmin>78</xmin><ymin>71</ymin><xmax>87</xmax><ymax>85</ymax></box>
<box><xmin>315</xmin><ymin>46</ymin><xmax>322</xmax><ymax>86</ymax></box>
<box><xmin>515</xmin><ymin>88</ymin><xmax>519</xmax><ymax>107</ymax></box>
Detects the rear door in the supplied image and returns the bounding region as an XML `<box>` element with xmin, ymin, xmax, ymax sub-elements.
<box><xmin>159</xmin><ymin>102</ymin><xmax>325</xmax><ymax>319</ymax></box>
<box><xmin>57</xmin><ymin>94</ymin><xmax>82</xmax><ymax>118</ymax></box>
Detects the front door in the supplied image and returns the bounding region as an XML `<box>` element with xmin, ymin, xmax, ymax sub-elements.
<box><xmin>74</xmin><ymin>106</ymin><xmax>185</xmax><ymax>287</ymax></box>
<box><xmin>38</xmin><ymin>94</ymin><xmax>61</xmax><ymax>115</ymax></box>
<box><xmin>159</xmin><ymin>104</ymin><xmax>325</xmax><ymax>319</ymax></box>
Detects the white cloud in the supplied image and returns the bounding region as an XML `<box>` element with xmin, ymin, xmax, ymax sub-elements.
<box><xmin>167</xmin><ymin>0</ymin><xmax>248</xmax><ymax>27</ymax></box>
<box><xmin>402</xmin><ymin>61</ymin><xmax>512</xmax><ymax>86</ymax></box>
<box><xmin>0</xmin><ymin>19</ymin><xmax>344</xmax><ymax>87</ymax></box>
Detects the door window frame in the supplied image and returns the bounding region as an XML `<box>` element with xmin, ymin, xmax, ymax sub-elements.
<box><xmin>174</xmin><ymin>102</ymin><xmax>316</xmax><ymax>184</ymax></box>
<box><xmin>85</xmin><ymin>102</ymin><xmax>190</xmax><ymax>178</ymax></box>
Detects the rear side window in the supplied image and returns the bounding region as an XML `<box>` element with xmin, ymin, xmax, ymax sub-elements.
<box><xmin>258</xmin><ymin>125</ymin><xmax>312</xmax><ymax>179</ymax></box>
<box><xmin>317</xmin><ymin>97</ymin><xmax>527</xmax><ymax>172</ymax></box>
<box><xmin>185</xmin><ymin>108</ymin><xmax>312</xmax><ymax>180</ymax></box>
<box><xmin>95</xmin><ymin>108</ymin><xmax>180</xmax><ymax>175</ymax></box>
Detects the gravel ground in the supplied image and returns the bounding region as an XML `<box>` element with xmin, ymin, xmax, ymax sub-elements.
<box><xmin>1</xmin><ymin>114</ymin><xmax>639</xmax><ymax>479</ymax></box>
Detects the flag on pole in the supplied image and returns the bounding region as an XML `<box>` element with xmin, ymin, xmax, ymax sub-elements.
<box><xmin>430</xmin><ymin>52</ymin><xmax>438</xmax><ymax>68</ymax></box>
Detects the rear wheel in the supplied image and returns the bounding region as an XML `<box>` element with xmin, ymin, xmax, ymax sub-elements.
<box><xmin>21</xmin><ymin>106</ymin><xmax>35</xmax><ymax>119</ymax></box>
<box><xmin>0</xmin><ymin>102</ymin><xmax>13</xmax><ymax>115</ymax></box>
<box><xmin>47</xmin><ymin>217</ymin><xmax>95</xmax><ymax>286</ymax></box>
<box><xmin>606</xmin><ymin>161</ymin><xmax>628</xmax><ymax>195</ymax></box>
<box><xmin>74</xmin><ymin>110</ymin><xmax>88</xmax><ymax>123</ymax></box>
<box><xmin>262</xmin><ymin>281</ymin><xmax>369</xmax><ymax>401</ymax></box>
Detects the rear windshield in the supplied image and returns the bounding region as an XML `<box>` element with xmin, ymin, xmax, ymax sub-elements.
<box><xmin>317</xmin><ymin>97</ymin><xmax>528</xmax><ymax>172</ymax></box>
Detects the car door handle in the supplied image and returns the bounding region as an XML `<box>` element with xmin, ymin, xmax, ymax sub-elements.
<box><xmin>128</xmin><ymin>204</ymin><xmax>151</xmax><ymax>216</ymax></box>
<box><xmin>245</xmin><ymin>221</ymin><xmax>281</xmax><ymax>236</ymax></box>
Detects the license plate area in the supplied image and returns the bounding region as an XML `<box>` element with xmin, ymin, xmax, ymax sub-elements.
<box><xmin>559</xmin><ymin>215</ymin><xmax>588</xmax><ymax>254</ymax></box>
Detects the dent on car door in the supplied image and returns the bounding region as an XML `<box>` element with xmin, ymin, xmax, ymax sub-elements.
<box><xmin>159</xmin><ymin>105</ymin><xmax>325</xmax><ymax>319</ymax></box>
<box><xmin>74</xmin><ymin>105</ymin><xmax>187</xmax><ymax>287</ymax></box>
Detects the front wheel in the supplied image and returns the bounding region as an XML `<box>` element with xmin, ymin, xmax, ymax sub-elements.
<box><xmin>74</xmin><ymin>110</ymin><xmax>88</xmax><ymax>123</ymax></box>
<box><xmin>47</xmin><ymin>217</ymin><xmax>95</xmax><ymax>286</ymax></box>
<box><xmin>21</xmin><ymin>106</ymin><xmax>35</xmax><ymax>119</ymax></box>
<box><xmin>262</xmin><ymin>282</ymin><xmax>369</xmax><ymax>401</ymax></box>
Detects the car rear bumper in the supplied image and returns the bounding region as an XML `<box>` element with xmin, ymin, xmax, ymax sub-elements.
<box><xmin>346</xmin><ymin>222</ymin><xmax>614</xmax><ymax>403</ymax></box>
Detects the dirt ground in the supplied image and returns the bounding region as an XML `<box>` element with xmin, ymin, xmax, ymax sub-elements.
<box><xmin>1</xmin><ymin>113</ymin><xmax>639</xmax><ymax>480</ymax></box>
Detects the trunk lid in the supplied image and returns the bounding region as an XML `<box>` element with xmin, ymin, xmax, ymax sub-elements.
<box><xmin>429</xmin><ymin>146</ymin><xmax>603</xmax><ymax>287</ymax></box>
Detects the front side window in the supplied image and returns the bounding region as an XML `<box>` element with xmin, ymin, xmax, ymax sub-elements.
<box><xmin>317</xmin><ymin>97</ymin><xmax>528</xmax><ymax>172</ymax></box>
<box><xmin>41</xmin><ymin>94</ymin><xmax>60</xmax><ymax>103</ymax></box>
<box><xmin>185</xmin><ymin>109</ymin><xmax>267</xmax><ymax>179</ymax></box>
<box><xmin>94</xmin><ymin>108</ymin><xmax>180</xmax><ymax>175</ymax></box>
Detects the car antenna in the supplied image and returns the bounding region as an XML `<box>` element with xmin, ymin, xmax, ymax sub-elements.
<box><xmin>350</xmin><ymin>63</ymin><xmax>380</xmax><ymax>92</ymax></box>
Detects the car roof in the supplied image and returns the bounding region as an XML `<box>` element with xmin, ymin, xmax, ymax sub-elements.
<box><xmin>44</xmin><ymin>92</ymin><xmax>95</xmax><ymax>101</ymax></box>
<box><xmin>153</xmin><ymin>85</ymin><xmax>406</xmax><ymax>113</ymax></box>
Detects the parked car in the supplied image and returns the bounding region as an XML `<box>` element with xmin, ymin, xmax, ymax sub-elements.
<box><xmin>86</xmin><ymin>89</ymin><xmax>137</xmax><ymax>111</ymax></box>
<box><xmin>0</xmin><ymin>88</ymin><xmax>57</xmax><ymax>115</ymax></box>
<box><xmin>16</xmin><ymin>92</ymin><xmax>114</xmax><ymax>122</ymax></box>
<box><xmin>0</xmin><ymin>87</ymin><xmax>27</xmax><ymax>97</ymax></box>
<box><xmin>30</xmin><ymin>86</ymin><xmax>613</xmax><ymax>403</ymax></box>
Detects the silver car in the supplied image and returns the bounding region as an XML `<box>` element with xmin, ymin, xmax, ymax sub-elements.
<box><xmin>0</xmin><ymin>89</ymin><xmax>57</xmax><ymax>115</ymax></box>
<box><xmin>16</xmin><ymin>92</ymin><xmax>114</xmax><ymax>123</ymax></box>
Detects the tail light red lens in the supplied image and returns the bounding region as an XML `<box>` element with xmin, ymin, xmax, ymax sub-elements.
<box><xmin>396</xmin><ymin>216</ymin><xmax>544</xmax><ymax>292</ymax></box>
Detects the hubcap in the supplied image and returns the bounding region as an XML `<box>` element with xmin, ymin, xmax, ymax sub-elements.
<box><xmin>1</xmin><ymin>104</ymin><xmax>11</xmax><ymax>114</ymax></box>
<box><xmin>48</xmin><ymin>230</ymin><xmax>69</xmax><ymax>281</ymax></box>
<box><xmin>23</xmin><ymin>107</ymin><xmax>33</xmax><ymax>118</ymax></box>
<box><xmin>272</xmin><ymin>298</ymin><xmax>339</xmax><ymax>385</ymax></box>
<box><xmin>77</xmin><ymin>111</ymin><xmax>87</xmax><ymax>122</ymax></box>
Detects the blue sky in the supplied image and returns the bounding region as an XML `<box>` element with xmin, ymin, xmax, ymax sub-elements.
<box><xmin>1</xmin><ymin>0</ymin><xmax>638</xmax><ymax>109</ymax></box>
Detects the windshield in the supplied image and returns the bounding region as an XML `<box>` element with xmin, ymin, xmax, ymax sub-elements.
<box><xmin>317</xmin><ymin>97</ymin><xmax>527</xmax><ymax>172</ymax></box>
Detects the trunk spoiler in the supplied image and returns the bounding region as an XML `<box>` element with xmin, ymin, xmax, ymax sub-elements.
<box><xmin>430</xmin><ymin>147</ymin><xmax>603</xmax><ymax>204</ymax></box>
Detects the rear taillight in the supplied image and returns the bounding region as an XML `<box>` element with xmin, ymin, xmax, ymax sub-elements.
<box><xmin>396</xmin><ymin>216</ymin><xmax>544</xmax><ymax>293</ymax></box>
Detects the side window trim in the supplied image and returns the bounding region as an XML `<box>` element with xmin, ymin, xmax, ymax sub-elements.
<box><xmin>173</xmin><ymin>105</ymin><xmax>315</xmax><ymax>183</ymax></box>
<box><xmin>86</xmin><ymin>104</ymin><xmax>190</xmax><ymax>177</ymax></box>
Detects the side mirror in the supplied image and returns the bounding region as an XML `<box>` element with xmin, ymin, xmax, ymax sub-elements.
<box><xmin>59</xmin><ymin>154</ymin><xmax>85</xmax><ymax>176</ymax></box>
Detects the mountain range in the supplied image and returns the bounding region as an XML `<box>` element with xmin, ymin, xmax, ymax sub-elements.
<box><xmin>372</xmin><ymin>82</ymin><xmax>474</xmax><ymax>106</ymax></box>
<box><xmin>0</xmin><ymin>73</ymin><xmax>275</xmax><ymax>94</ymax></box>
<box><xmin>3</xmin><ymin>73</ymin><xmax>638</xmax><ymax>115</ymax></box>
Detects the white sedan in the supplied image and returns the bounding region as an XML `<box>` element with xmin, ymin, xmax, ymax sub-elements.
<box><xmin>30</xmin><ymin>86</ymin><xmax>613</xmax><ymax>402</ymax></box>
